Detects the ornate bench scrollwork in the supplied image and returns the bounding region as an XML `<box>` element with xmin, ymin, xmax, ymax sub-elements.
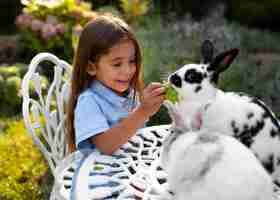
<box><xmin>21</xmin><ymin>53</ymin><xmax>172</xmax><ymax>200</ymax></box>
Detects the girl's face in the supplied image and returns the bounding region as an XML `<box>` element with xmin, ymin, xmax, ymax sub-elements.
<box><xmin>88</xmin><ymin>39</ymin><xmax>137</xmax><ymax>95</ymax></box>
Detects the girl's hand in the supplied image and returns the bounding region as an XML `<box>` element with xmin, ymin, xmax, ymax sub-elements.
<box><xmin>138</xmin><ymin>82</ymin><xmax>165</xmax><ymax>118</ymax></box>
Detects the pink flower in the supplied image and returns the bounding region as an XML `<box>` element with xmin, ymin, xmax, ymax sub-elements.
<box><xmin>15</xmin><ymin>14</ymin><xmax>33</xmax><ymax>29</ymax></box>
<box><xmin>55</xmin><ymin>23</ymin><xmax>66</xmax><ymax>34</ymax></box>
<box><xmin>15</xmin><ymin>15</ymin><xmax>24</xmax><ymax>27</ymax></box>
<box><xmin>46</xmin><ymin>15</ymin><xmax>58</xmax><ymax>25</ymax></box>
<box><xmin>41</xmin><ymin>23</ymin><xmax>57</xmax><ymax>40</ymax></box>
<box><xmin>31</xmin><ymin>19</ymin><xmax>44</xmax><ymax>32</ymax></box>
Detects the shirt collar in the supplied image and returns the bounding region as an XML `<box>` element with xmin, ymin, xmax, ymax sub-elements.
<box><xmin>90</xmin><ymin>80</ymin><xmax>132</xmax><ymax>108</ymax></box>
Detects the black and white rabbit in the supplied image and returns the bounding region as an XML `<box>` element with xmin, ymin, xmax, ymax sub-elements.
<box><xmin>160</xmin><ymin>117</ymin><xmax>274</xmax><ymax>200</ymax></box>
<box><xmin>163</xmin><ymin>40</ymin><xmax>280</xmax><ymax>186</ymax></box>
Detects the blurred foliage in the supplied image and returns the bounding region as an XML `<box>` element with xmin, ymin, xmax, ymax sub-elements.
<box><xmin>0</xmin><ymin>119</ymin><xmax>49</xmax><ymax>200</ymax></box>
<box><xmin>2</xmin><ymin>0</ymin><xmax>280</xmax><ymax>36</ymax></box>
<box><xmin>237</xmin><ymin>25</ymin><xmax>280</xmax><ymax>53</ymax></box>
<box><xmin>136</xmin><ymin>15</ymin><xmax>195</xmax><ymax>85</ymax></box>
<box><xmin>13</xmin><ymin>0</ymin><xmax>152</xmax><ymax>63</ymax></box>
<box><xmin>15</xmin><ymin>0</ymin><xmax>97</xmax><ymax>62</ymax></box>
<box><xmin>154</xmin><ymin>0</ymin><xmax>280</xmax><ymax>31</ymax></box>
<box><xmin>154</xmin><ymin>0</ymin><xmax>225</xmax><ymax>20</ymax></box>
<box><xmin>0</xmin><ymin>0</ymin><xmax>22</xmax><ymax>34</ymax></box>
<box><xmin>0</xmin><ymin>64</ymin><xmax>26</xmax><ymax>116</ymax></box>
<box><xmin>95</xmin><ymin>5</ymin><xmax>121</xmax><ymax>17</ymax></box>
<box><xmin>87</xmin><ymin>0</ymin><xmax>116</xmax><ymax>8</ymax></box>
<box><xmin>0</xmin><ymin>64</ymin><xmax>49</xmax><ymax>117</ymax></box>
<box><xmin>119</xmin><ymin>0</ymin><xmax>150</xmax><ymax>24</ymax></box>
<box><xmin>227</xmin><ymin>0</ymin><xmax>280</xmax><ymax>31</ymax></box>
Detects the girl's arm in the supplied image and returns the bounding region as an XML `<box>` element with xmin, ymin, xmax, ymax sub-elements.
<box><xmin>91</xmin><ymin>82</ymin><xmax>165</xmax><ymax>155</ymax></box>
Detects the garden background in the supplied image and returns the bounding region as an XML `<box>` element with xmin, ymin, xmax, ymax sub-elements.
<box><xmin>0</xmin><ymin>0</ymin><xmax>280</xmax><ymax>199</ymax></box>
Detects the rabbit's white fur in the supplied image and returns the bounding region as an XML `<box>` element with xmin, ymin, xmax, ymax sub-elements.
<box><xmin>166</xmin><ymin>46</ymin><xmax>280</xmax><ymax>185</ymax></box>
<box><xmin>160</xmin><ymin>126</ymin><xmax>274</xmax><ymax>200</ymax></box>
<box><xmin>159</xmin><ymin>41</ymin><xmax>280</xmax><ymax>199</ymax></box>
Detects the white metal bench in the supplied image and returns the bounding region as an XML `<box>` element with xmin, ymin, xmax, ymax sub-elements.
<box><xmin>21</xmin><ymin>53</ymin><xmax>172</xmax><ymax>200</ymax></box>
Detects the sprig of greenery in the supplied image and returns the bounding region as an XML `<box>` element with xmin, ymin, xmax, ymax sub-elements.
<box><xmin>163</xmin><ymin>81</ymin><xmax>180</xmax><ymax>104</ymax></box>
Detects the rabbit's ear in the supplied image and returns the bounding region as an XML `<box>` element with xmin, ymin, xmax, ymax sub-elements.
<box><xmin>208</xmin><ymin>48</ymin><xmax>239</xmax><ymax>84</ymax></box>
<box><xmin>201</xmin><ymin>40</ymin><xmax>214</xmax><ymax>64</ymax></box>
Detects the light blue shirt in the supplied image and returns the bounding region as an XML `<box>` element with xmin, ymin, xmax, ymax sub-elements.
<box><xmin>74</xmin><ymin>80</ymin><xmax>138</xmax><ymax>150</ymax></box>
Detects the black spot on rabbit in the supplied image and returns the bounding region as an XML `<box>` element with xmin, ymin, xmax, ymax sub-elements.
<box><xmin>231</xmin><ymin>120</ymin><xmax>239</xmax><ymax>136</ymax></box>
<box><xmin>252</xmin><ymin>98</ymin><xmax>280</xmax><ymax>131</ymax></box>
<box><xmin>184</xmin><ymin>69</ymin><xmax>204</xmax><ymax>84</ymax></box>
<box><xmin>247</xmin><ymin>112</ymin><xmax>254</xmax><ymax>119</ymax></box>
<box><xmin>270</xmin><ymin>129</ymin><xmax>278</xmax><ymax>138</ymax></box>
<box><xmin>195</xmin><ymin>85</ymin><xmax>202</xmax><ymax>93</ymax></box>
<box><xmin>263</xmin><ymin>154</ymin><xmax>274</xmax><ymax>173</ymax></box>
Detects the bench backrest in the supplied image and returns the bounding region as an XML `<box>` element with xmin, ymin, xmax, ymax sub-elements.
<box><xmin>21</xmin><ymin>53</ymin><xmax>72</xmax><ymax>176</ymax></box>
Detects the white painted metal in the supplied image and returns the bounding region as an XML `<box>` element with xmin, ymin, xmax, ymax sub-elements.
<box><xmin>21</xmin><ymin>52</ymin><xmax>172</xmax><ymax>199</ymax></box>
<box><xmin>22</xmin><ymin>53</ymin><xmax>72</xmax><ymax>176</ymax></box>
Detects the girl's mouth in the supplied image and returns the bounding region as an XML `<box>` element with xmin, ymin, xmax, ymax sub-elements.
<box><xmin>117</xmin><ymin>80</ymin><xmax>129</xmax><ymax>84</ymax></box>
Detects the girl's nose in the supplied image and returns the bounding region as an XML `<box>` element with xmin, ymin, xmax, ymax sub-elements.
<box><xmin>123</xmin><ymin>63</ymin><xmax>135</xmax><ymax>76</ymax></box>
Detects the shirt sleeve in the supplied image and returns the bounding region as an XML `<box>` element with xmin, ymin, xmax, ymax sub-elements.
<box><xmin>74</xmin><ymin>93</ymin><xmax>109</xmax><ymax>149</ymax></box>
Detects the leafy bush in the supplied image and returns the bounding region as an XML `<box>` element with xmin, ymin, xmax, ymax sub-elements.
<box><xmin>237</xmin><ymin>25</ymin><xmax>280</xmax><ymax>53</ymax></box>
<box><xmin>15</xmin><ymin>0</ymin><xmax>97</xmax><ymax>62</ymax></box>
<box><xmin>0</xmin><ymin>66</ymin><xmax>21</xmax><ymax>79</ymax></box>
<box><xmin>0</xmin><ymin>64</ymin><xmax>49</xmax><ymax>117</ymax></box>
<box><xmin>227</xmin><ymin>0</ymin><xmax>280</xmax><ymax>31</ymax></box>
<box><xmin>157</xmin><ymin>0</ymin><xmax>225</xmax><ymax>20</ymax></box>
<box><xmin>0</xmin><ymin>65</ymin><xmax>25</xmax><ymax>116</ymax></box>
<box><xmin>95</xmin><ymin>5</ymin><xmax>122</xmax><ymax>18</ymax></box>
<box><xmin>0</xmin><ymin>0</ymin><xmax>22</xmax><ymax>34</ymax></box>
<box><xmin>136</xmin><ymin>15</ymin><xmax>195</xmax><ymax>84</ymax></box>
<box><xmin>119</xmin><ymin>0</ymin><xmax>150</xmax><ymax>24</ymax></box>
<box><xmin>0</xmin><ymin>119</ymin><xmax>49</xmax><ymax>200</ymax></box>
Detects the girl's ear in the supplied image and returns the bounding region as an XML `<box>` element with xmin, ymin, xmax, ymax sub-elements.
<box><xmin>207</xmin><ymin>48</ymin><xmax>239</xmax><ymax>83</ymax></box>
<box><xmin>87</xmin><ymin>62</ymin><xmax>97</xmax><ymax>76</ymax></box>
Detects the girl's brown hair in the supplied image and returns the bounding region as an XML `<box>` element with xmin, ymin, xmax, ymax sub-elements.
<box><xmin>66</xmin><ymin>14</ymin><xmax>144</xmax><ymax>153</ymax></box>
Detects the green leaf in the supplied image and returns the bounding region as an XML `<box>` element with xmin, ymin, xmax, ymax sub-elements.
<box><xmin>163</xmin><ymin>81</ymin><xmax>180</xmax><ymax>104</ymax></box>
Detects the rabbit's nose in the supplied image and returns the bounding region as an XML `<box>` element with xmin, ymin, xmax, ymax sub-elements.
<box><xmin>170</xmin><ymin>74</ymin><xmax>182</xmax><ymax>88</ymax></box>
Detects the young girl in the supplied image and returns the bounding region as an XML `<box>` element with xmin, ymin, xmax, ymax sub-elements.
<box><xmin>66</xmin><ymin>13</ymin><xmax>165</xmax><ymax>155</ymax></box>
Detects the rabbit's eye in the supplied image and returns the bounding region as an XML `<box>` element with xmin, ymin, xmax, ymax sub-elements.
<box><xmin>184</xmin><ymin>69</ymin><xmax>204</xmax><ymax>84</ymax></box>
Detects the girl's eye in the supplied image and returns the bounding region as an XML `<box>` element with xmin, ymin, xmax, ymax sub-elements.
<box><xmin>130</xmin><ymin>59</ymin><xmax>136</xmax><ymax>64</ymax></box>
<box><xmin>113</xmin><ymin>63</ymin><xmax>121</xmax><ymax>67</ymax></box>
